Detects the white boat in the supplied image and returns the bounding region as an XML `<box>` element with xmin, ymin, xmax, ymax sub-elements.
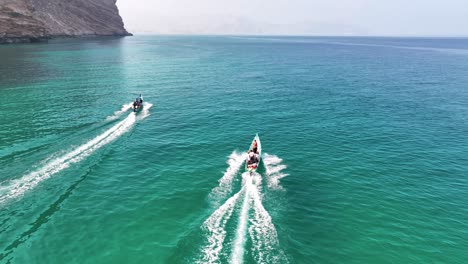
<box><xmin>246</xmin><ymin>133</ymin><xmax>261</xmax><ymax>172</ymax></box>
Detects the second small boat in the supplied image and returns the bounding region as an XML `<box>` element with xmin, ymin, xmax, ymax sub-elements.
<box><xmin>132</xmin><ymin>94</ymin><xmax>143</xmax><ymax>112</ymax></box>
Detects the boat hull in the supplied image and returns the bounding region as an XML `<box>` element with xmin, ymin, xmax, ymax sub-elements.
<box><xmin>132</xmin><ymin>104</ymin><xmax>143</xmax><ymax>112</ymax></box>
<box><xmin>246</xmin><ymin>134</ymin><xmax>261</xmax><ymax>172</ymax></box>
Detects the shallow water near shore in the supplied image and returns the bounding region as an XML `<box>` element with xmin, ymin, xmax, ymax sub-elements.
<box><xmin>1</xmin><ymin>36</ymin><xmax>468</xmax><ymax>263</ymax></box>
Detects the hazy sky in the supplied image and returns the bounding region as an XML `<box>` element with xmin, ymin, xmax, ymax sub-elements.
<box><xmin>117</xmin><ymin>0</ymin><xmax>468</xmax><ymax>36</ymax></box>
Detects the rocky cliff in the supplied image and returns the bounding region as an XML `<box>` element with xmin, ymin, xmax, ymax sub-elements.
<box><xmin>0</xmin><ymin>0</ymin><xmax>131</xmax><ymax>43</ymax></box>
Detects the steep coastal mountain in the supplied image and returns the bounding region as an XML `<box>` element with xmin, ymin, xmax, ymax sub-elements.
<box><xmin>0</xmin><ymin>0</ymin><xmax>131</xmax><ymax>43</ymax></box>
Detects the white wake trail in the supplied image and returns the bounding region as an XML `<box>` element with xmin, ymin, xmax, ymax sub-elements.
<box><xmin>198</xmin><ymin>150</ymin><xmax>246</xmax><ymax>263</ymax></box>
<box><xmin>210</xmin><ymin>151</ymin><xmax>246</xmax><ymax>202</ymax></box>
<box><xmin>249</xmin><ymin>172</ymin><xmax>287</xmax><ymax>264</ymax></box>
<box><xmin>138</xmin><ymin>102</ymin><xmax>153</xmax><ymax>120</ymax></box>
<box><xmin>199</xmin><ymin>153</ymin><xmax>288</xmax><ymax>263</ymax></box>
<box><xmin>230</xmin><ymin>173</ymin><xmax>253</xmax><ymax>264</ymax></box>
<box><xmin>0</xmin><ymin>113</ymin><xmax>137</xmax><ymax>205</ymax></box>
<box><xmin>200</xmin><ymin>186</ymin><xmax>246</xmax><ymax>264</ymax></box>
<box><xmin>263</xmin><ymin>153</ymin><xmax>288</xmax><ymax>190</ymax></box>
<box><xmin>106</xmin><ymin>102</ymin><xmax>133</xmax><ymax>121</ymax></box>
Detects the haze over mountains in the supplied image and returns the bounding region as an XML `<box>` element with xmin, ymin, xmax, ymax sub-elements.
<box><xmin>118</xmin><ymin>0</ymin><xmax>468</xmax><ymax>37</ymax></box>
<box><xmin>121</xmin><ymin>15</ymin><xmax>368</xmax><ymax>36</ymax></box>
<box><xmin>1</xmin><ymin>0</ymin><xmax>467</xmax><ymax>43</ymax></box>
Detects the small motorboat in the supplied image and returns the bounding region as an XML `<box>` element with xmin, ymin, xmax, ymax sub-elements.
<box><xmin>246</xmin><ymin>133</ymin><xmax>261</xmax><ymax>172</ymax></box>
<box><xmin>132</xmin><ymin>94</ymin><xmax>143</xmax><ymax>112</ymax></box>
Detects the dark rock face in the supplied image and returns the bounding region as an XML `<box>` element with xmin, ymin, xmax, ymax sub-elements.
<box><xmin>0</xmin><ymin>0</ymin><xmax>47</xmax><ymax>43</ymax></box>
<box><xmin>0</xmin><ymin>0</ymin><xmax>131</xmax><ymax>43</ymax></box>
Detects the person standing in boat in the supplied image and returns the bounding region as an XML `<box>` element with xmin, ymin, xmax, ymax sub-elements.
<box><xmin>252</xmin><ymin>140</ymin><xmax>258</xmax><ymax>154</ymax></box>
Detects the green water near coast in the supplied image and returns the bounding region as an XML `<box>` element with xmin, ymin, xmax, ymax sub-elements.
<box><xmin>1</xmin><ymin>36</ymin><xmax>468</xmax><ymax>263</ymax></box>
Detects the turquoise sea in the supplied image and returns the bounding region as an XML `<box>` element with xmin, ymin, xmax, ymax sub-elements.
<box><xmin>1</xmin><ymin>36</ymin><xmax>468</xmax><ymax>263</ymax></box>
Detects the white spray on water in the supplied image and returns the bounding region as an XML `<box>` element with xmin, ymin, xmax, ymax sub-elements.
<box><xmin>249</xmin><ymin>173</ymin><xmax>285</xmax><ymax>263</ymax></box>
<box><xmin>0</xmin><ymin>103</ymin><xmax>152</xmax><ymax>205</ymax></box>
<box><xmin>263</xmin><ymin>153</ymin><xmax>288</xmax><ymax>190</ymax></box>
<box><xmin>200</xmin><ymin>151</ymin><xmax>288</xmax><ymax>263</ymax></box>
<box><xmin>106</xmin><ymin>102</ymin><xmax>133</xmax><ymax>121</ymax></box>
<box><xmin>230</xmin><ymin>172</ymin><xmax>253</xmax><ymax>264</ymax></box>
<box><xmin>200</xmin><ymin>186</ymin><xmax>245</xmax><ymax>264</ymax></box>
<box><xmin>209</xmin><ymin>151</ymin><xmax>246</xmax><ymax>203</ymax></box>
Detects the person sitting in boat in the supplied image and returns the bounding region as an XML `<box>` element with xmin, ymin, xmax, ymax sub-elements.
<box><xmin>247</xmin><ymin>151</ymin><xmax>255</xmax><ymax>165</ymax></box>
<box><xmin>252</xmin><ymin>140</ymin><xmax>258</xmax><ymax>154</ymax></box>
<box><xmin>133</xmin><ymin>99</ymin><xmax>139</xmax><ymax>108</ymax></box>
<box><xmin>248</xmin><ymin>151</ymin><xmax>258</xmax><ymax>165</ymax></box>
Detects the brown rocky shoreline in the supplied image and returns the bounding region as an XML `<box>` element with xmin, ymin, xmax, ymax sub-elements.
<box><xmin>0</xmin><ymin>0</ymin><xmax>131</xmax><ymax>44</ymax></box>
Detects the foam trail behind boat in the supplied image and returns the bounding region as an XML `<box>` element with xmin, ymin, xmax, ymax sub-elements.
<box><xmin>230</xmin><ymin>172</ymin><xmax>254</xmax><ymax>264</ymax></box>
<box><xmin>200</xmin><ymin>186</ymin><xmax>246</xmax><ymax>264</ymax></box>
<box><xmin>209</xmin><ymin>151</ymin><xmax>246</xmax><ymax>203</ymax></box>
<box><xmin>138</xmin><ymin>102</ymin><xmax>153</xmax><ymax>120</ymax></box>
<box><xmin>198</xmin><ymin>151</ymin><xmax>246</xmax><ymax>263</ymax></box>
<box><xmin>0</xmin><ymin>112</ymin><xmax>137</xmax><ymax>205</ymax></box>
<box><xmin>263</xmin><ymin>153</ymin><xmax>288</xmax><ymax>190</ymax></box>
<box><xmin>249</xmin><ymin>171</ymin><xmax>287</xmax><ymax>263</ymax></box>
<box><xmin>199</xmin><ymin>152</ymin><xmax>287</xmax><ymax>263</ymax></box>
<box><xmin>106</xmin><ymin>102</ymin><xmax>133</xmax><ymax>121</ymax></box>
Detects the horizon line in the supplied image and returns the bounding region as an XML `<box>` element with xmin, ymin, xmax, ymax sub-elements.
<box><xmin>126</xmin><ymin>33</ymin><xmax>468</xmax><ymax>39</ymax></box>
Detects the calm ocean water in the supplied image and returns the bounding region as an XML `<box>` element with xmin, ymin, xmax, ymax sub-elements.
<box><xmin>1</xmin><ymin>36</ymin><xmax>468</xmax><ymax>263</ymax></box>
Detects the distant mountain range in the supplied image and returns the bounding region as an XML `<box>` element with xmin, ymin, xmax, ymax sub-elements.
<box><xmin>125</xmin><ymin>15</ymin><xmax>368</xmax><ymax>36</ymax></box>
